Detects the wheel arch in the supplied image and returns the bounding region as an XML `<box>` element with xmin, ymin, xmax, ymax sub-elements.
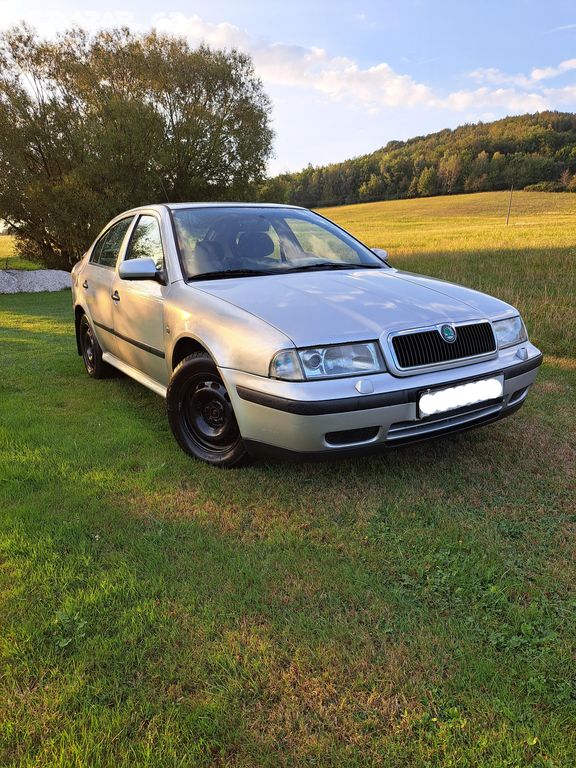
<box><xmin>171</xmin><ymin>336</ymin><xmax>212</xmax><ymax>372</ymax></box>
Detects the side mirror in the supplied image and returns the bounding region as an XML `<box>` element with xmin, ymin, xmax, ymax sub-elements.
<box><xmin>371</xmin><ymin>247</ymin><xmax>390</xmax><ymax>264</ymax></box>
<box><xmin>119</xmin><ymin>257</ymin><xmax>165</xmax><ymax>283</ymax></box>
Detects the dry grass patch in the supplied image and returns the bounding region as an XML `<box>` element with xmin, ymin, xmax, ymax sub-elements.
<box><xmin>244</xmin><ymin>638</ymin><xmax>422</xmax><ymax>758</ymax></box>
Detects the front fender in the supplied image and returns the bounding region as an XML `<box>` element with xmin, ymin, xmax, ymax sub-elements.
<box><xmin>164</xmin><ymin>283</ymin><xmax>293</xmax><ymax>376</ymax></box>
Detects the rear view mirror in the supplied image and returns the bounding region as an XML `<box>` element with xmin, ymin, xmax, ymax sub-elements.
<box><xmin>371</xmin><ymin>248</ymin><xmax>390</xmax><ymax>264</ymax></box>
<box><xmin>119</xmin><ymin>257</ymin><xmax>164</xmax><ymax>282</ymax></box>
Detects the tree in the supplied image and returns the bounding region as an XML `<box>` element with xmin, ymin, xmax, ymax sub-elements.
<box><xmin>464</xmin><ymin>150</ymin><xmax>490</xmax><ymax>192</ymax></box>
<box><xmin>560</xmin><ymin>168</ymin><xmax>572</xmax><ymax>189</ymax></box>
<box><xmin>0</xmin><ymin>25</ymin><xmax>273</xmax><ymax>268</ymax></box>
<box><xmin>358</xmin><ymin>173</ymin><xmax>385</xmax><ymax>201</ymax></box>
<box><xmin>417</xmin><ymin>166</ymin><xmax>438</xmax><ymax>197</ymax></box>
<box><xmin>438</xmin><ymin>153</ymin><xmax>463</xmax><ymax>194</ymax></box>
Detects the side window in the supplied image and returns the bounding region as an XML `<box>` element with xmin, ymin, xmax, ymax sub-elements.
<box><xmin>99</xmin><ymin>218</ymin><xmax>133</xmax><ymax>268</ymax></box>
<box><xmin>125</xmin><ymin>215</ymin><xmax>165</xmax><ymax>271</ymax></box>
<box><xmin>90</xmin><ymin>218</ymin><xmax>133</xmax><ymax>267</ymax></box>
<box><xmin>89</xmin><ymin>233</ymin><xmax>107</xmax><ymax>264</ymax></box>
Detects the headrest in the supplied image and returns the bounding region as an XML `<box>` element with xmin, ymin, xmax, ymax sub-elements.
<box><xmin>237</xmin><ymin>232</ymin><xmax>275</xmax><ymax>260</ymax></box>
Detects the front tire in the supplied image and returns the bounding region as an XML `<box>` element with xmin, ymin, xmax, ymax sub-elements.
<box><xmin>166</xmin><ymin>352</ymin><xmax>249</xmax><ymax>467</ymax></box>
<box><xmin>79</xmin><ymin>314</ymin><xmax>113</xmax><ymax>379</ymax></box>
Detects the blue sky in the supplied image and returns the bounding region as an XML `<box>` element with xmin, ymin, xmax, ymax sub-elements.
<box><xmin>2</xmin><ymin>0</ymin><xmax>576</xmax><ymax>173</ymax></box>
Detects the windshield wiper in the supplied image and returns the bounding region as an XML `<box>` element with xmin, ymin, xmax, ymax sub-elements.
<box><xmin>284</xmin><ymin>262</ymin><xmax>382</xmax><ymax>273</ymax></box>
<box><xmin>189</xmin><ymin>263</ymin><xmax>383</xmax><ymax>281</ymax></box>
<box><xmin>189</xmin><ymin>269</ymin><xmax>274</xmax><ymax>281</ymax></box>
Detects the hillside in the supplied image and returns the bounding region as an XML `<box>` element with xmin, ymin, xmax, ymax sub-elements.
<box><xmin>260</xmin><ymin>111</ymin><xmax>576</xmax><ymax>207</ymax></box>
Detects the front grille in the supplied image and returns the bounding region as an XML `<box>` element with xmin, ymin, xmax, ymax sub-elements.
<box><xmin>391</xmin><ymin>322</ymin><xmax>496</xmax><ymax>369</ymax></box>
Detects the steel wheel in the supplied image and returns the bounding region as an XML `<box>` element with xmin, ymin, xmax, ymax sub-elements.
<box><xmin>182</xmin><ymin>375</ymin><xmax>239</xmax><ymax>453</ymax></box>
<box><xmin>166</xmin><ymin>352</ymin><xmax>249</xmax><ymax>467</ymax></box>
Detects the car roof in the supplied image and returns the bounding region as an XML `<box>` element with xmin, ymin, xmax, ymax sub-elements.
<box><xmin>120</xmin><ymin>202</ymin><xmax>307</xmax><ymax>215</ymax></box>
<box><xmin>166</xmin><ymin>202</ymin><xmax>306</xmax><ymax>210</ymax></box>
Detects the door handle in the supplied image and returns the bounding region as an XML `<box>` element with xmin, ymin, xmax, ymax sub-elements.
<box><xmin>111</xmin><ymin>290</ymin><xmax>120</xmax><ymax>302</ymax></box>
<box><xmin>82</xmin><ymin>280</ymin><xmax>88</xmax><ymax>289</ymax></box>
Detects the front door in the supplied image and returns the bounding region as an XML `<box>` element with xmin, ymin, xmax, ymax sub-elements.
<box><xmin>111</xmin><ymin>214</ymin><xmax>169</xmax><ymax>387</ymax></box>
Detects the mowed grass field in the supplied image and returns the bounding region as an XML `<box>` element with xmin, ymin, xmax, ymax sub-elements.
<box><xmin>1</xmin><ymin>191</ymin><xmax>575</xmax><ymax>766</ymax></box>
<box><xmin>321</xmin><ymin>191</ymin><xmax>576</xmax><ymax>359</ymax></box>
<box><xmin>0</xmin><ymin>236</ymin><xmax>38</xmax><ymax>271</ymax></box>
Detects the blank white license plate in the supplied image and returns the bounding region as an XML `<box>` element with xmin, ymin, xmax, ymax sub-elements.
<box><xmin>419</xmin><ymin>376</ymin><xmax>503</xmax><ymax>418</ymax></box>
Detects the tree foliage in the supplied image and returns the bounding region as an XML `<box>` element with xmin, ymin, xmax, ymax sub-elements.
<box><xmin>259</xmin><ymin>112</ymin><xmax>576</xmax><ymax>207</ymax></box>
<box><xmin>0</xmin><ymin>25</ymin><xmax>273</xmax><ymax>267</ymax></box>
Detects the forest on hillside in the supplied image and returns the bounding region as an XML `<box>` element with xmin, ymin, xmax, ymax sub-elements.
<box><xmin>258</xmin><ymin>112</ymin><xmax>576</xmax><ymax>207</ymax></box>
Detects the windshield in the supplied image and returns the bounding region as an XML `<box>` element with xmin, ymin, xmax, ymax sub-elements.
<box><xmin>171</xmin><ymin>207</ymin><xmax>385</xmax><ymax>280</ymax></box>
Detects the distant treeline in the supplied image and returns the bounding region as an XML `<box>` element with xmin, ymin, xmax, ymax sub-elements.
<box><xmin>258</xmin><ymin>111</ymin><xmax>576</xmax><ymax>207</ymax></box>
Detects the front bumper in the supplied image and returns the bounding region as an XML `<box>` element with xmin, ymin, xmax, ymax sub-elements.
<box><xmin>219</xmin><ymin>344</ymin><xmax>543</xmax><ymax>457</ymax></box>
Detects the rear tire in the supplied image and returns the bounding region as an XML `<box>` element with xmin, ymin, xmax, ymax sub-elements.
<box><xmin>79</xmin><ymin>314</ymin><xmax>113</xmax><ymax>379</ymax></box>
<box><xmin>166</xmin><ymin>352</ymin><xmax>249</xmax><ymax>468</ymax></box>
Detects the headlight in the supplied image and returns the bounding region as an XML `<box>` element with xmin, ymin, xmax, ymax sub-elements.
<box><xmin>493</xmin><ymin>316</ymin><xmax>528</xmax><ymax>349</ymax></box>
<box><xmin>270</xmin><ymin>342</ymin><xmax>385</xmax><ymax>380</ymax></box>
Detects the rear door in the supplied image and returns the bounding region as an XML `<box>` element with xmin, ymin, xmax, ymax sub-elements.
<box><xmin>81</xmin><ymin>217</ymin><xmax>134</xmax><ymax>354</ymax></box>
<box><xmin>111</xmin><ymin>213</ymin><xmax>169</xmax><ymax>386</ymax></box>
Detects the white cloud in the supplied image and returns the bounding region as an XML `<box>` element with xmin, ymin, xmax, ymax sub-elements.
<box><xmin>153</xmin><ymin>13</ymin><xmax>431</xmax><ymax>110</ymax></box>
<box><xmin>548</xmin><ymin>23</ymin><xmax>576</xmax><ymax>33</ymax></box>
<box><xmin>469</xmin><ymin>59</ymin><xmax>576</xmax><ymax>87</ymax></box>
<box><xmin>438</xmin><ymin>87</ymin><xmax>549</xmax><ymax>113</ymax></box>
<box><xmin>152</xmin><ymin>13</ymin><xmax>576</xmax><ymax>116</ymax></box>
<box><xmin>0</xmin><ymin>4</ymin><xmax>138</xmax><ymax>36</ymax></box>
<box><xmin>3</xmin><ymin>8</ymin><xmax>575</xmax><ymax>117</ymax></box>
<box><xmin>153</xmin><ymin>12</ymin><xmax>249</xmax><ymax>50</ymax></box>
<box><xmin>531</xmin><ymin>58</ymin><xmax>576</xmax><ymax>81</ymax></box>
<box><xmin>468</xmin><ymin>67</ymin><xmax>532</xmax><ymax>88</ymax></box>
<box><xmin>544</xmin><ymin>83</ymin><xmax>576</xmax><ymax>103</ymax></box>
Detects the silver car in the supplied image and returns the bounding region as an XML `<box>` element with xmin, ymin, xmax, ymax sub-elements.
<box><xmin>71</xmin><ymin>203</ymin><xmax>543</xmax><ymax>466</ymax></box>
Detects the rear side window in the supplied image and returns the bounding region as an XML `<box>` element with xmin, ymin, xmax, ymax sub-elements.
<box><xmin>125</xmin><ymin>215</ymin><xmax>165</xmax><ymax>271</ymax></box>
<box><xmin>90</xmin><ymin>217</ymin><xmax>133</xmax><ymax>267</ymax></box>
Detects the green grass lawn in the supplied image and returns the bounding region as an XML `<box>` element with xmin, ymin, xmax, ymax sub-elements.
<box><xmin>0</xmin><ymin>235</ymin><xmax>39</xmax><ymax>270</ymax></box>
<box><xmin>1</xmin><ymin>191</ymin><xmax>575</xmax><ymax>766</ymax></box>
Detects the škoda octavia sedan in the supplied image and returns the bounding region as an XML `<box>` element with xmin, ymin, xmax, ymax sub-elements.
<box><xmin>72</xmin><ymin>204</ymin><xmax>542</xmax><ymax>466</ymax></box>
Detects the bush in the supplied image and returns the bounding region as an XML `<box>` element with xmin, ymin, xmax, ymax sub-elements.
<box><xmin>522</xmin><ymin>182</ymin><xmax>565</xmax><ymax>192</ymax></box>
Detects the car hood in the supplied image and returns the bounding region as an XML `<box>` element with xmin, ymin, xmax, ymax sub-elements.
<box><xmin>193</xmin><ymin>268</ymin><xmax>517</xmax><ymax>347</ymax></box>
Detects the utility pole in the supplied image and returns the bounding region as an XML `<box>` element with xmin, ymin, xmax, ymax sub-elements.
<box><xmin>506</xmin><ymin>184</ymin><xmax>514</xmax><ymax>226</ymax></box>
